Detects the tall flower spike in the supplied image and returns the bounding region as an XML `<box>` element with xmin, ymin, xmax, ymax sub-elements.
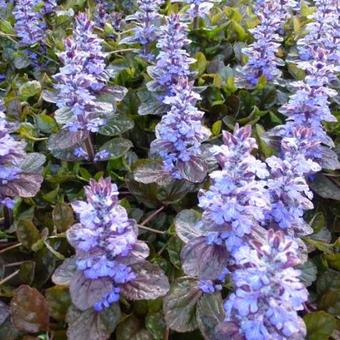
<box><xmin>13</xmin><ymin>0</ymin><xmax>47</xmax><ymax>46</ymax></box>
<box><xmin>67</xmin><ymin>178</ymin><xmax>141</xmax><ymax>311</ymax></box>
<box><xmin>66</xmin><ymin>178</ymin><xmax>169</xmax><ymax>311</ymax></box>
<box><xmin>150</xmin><ymin>78</ymin><xmax>210</xmax><ymax>182</ymax></box>
<box><xmin>269</xmin><ymin>1</ymin><xmax>339</xmax><ymax>168</ymax></box>
<box><xmin>197</xmin><ymin>125</ymin><xmax>270</xmax><ymax>253</ymax></box>
<box><xmin>53</xmin><ymin>13</ymin><xmax>109</xmax><ymax>132</ymax></box>
<box><xmin>237</xmin><ymin>0</ymin><xmax>297</xmax><ymax>87</ymax></box>
<box><xmin>122</xmin><ymin>0</ymin><xmax>163</xmax><ymax>61</ymax></box>
<box><xmin>146</xmin><ymin>13</ymin><xmax>195</xmax><ymax>99</ymax></box>
<box><xmin>220</xmin><ymin>230</ymin><xmax>308</xmax><ymax>340</ymax></box>
<box><xmin>178</xmin><ymin>125</ymin><xmax>270</xmax><ymax>286</ymax></box>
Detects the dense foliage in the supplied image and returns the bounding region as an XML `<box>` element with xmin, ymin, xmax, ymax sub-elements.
<box><xmin>0</xmin><ymin>0</ymin><xmax>339</xmax><ymax>339</ymax></box>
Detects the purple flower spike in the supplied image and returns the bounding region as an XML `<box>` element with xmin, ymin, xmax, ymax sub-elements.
<box><xmin>222</xmin><ymin>230</ymin><xmax>308</xmax><ymax>340</ymax></box>
<box><xmin>14</xmin><ymin>0</ymin><xmax>47</xmax><ymax>46</ymax></box>
<box><xmin>197</xmin><ymin>125</ymin><xmax>270</xmax><ymax>253</ymax></box>
<box><xmin>53</xmin><ymin>13</ymin><xmax>122</xmax><ymax>133</ymax></box>
<box><xmin>67</xmin><ymin>178</ymin><xmax>169</xmax><ymax>311</ymax></box>
<box><xmin>121</xmin><ymin>0</ymin><xmax>163</xmax><ymax>61</ymax></box>
<box><xmin>238</xmin><ymin>0</ymin><xmax>297</xmax><ymax>87</ymax></box>
<box><xmin>147</xmin><ymin>13</ymin><xmax>194</xmax><ymax>97</ymax></box>
<box><xmin>150</xmin><ymin>78</ymin><xmax>210</xmax><ymax>182</ymax></box>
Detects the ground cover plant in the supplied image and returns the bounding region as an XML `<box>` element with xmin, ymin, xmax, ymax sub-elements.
<box><xmin>0</xmin><ymin>0</ymin><xmax>339</xmax><ymax>339</ymax></box>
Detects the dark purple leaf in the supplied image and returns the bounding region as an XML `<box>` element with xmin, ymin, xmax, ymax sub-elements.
<box><xmin>212</xmin><ymin>321</ymin><xmax>244</xmax><ymax>340</ymax></box>
<box><xmin>121</xmin><ymin>261</ymin><xmax>169</xmax><ymax>300</ymax></box>
<box><xmin>175</xmin><ymin>209</ymin><xmax>203</xmax><ymax>243</ymax></box>
<box><xmin>2</xmin><ymin>173</ymin><xmax>43</xmax><ymax>198</ymax></box>
<box><xmin>48</xmin><ymin>129</ymin><xmax>88</xmax><ymax>151</ymax></box>
<box><xmin>66</xmin><ymin>303</ymin><xmax>121</xmax><ymax>340</ymax></box>
<box><xmin>70</xmin><ymin>271</ymin><xmax>113</xmax><ymax>311</ymax></box>
<box><xmin>163</xmin><ymin>278</ymin><xmax>202</xmax><ymax>332</ymax></box>
<box><xmin>319</xmin><ymin>147</ymin><xmax>340</xmax><ymax>170</ymax></box>
<box><xmin>310</xmin><ymin>173</ymin><xmax>340</xmax><ymax>200</ymax></box>
<box><xmin>181</xmin><ymin>236</ymin><xmax>229</xmax><ymax>280</ymax></box>
<box><xmin>52</xmin><ymin>257</ymin><xmax>77</xmax><ymax>286</ymax></box>
<box><xmin>133</xmin><ymin>159</ymin><xmax>171</xmax><ymax>185</ymax></box>
<box><xmin>10</xmin><ymin>285</ymin><xmax>49</xmax><ymax>333</ymax></box>
<box><xmin>177</xmin><ymin>156</ymin><xmax>207</xmax><ymax>183</ymax></box>
<box><xmin>196</xmin><ymin>293</ymin><xmax>225</xmax><ymax>339</ymax></box>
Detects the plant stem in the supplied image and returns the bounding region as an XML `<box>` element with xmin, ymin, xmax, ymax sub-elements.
<box><xmin>0</xmin><ymin>243</ymin><xmax>22</xmax><ymax>254</ymax></box>
<box><xmin>141</xmin><ymin>206</ymin><xmax>165</xmax><ymax>226</ymax></box>
<box><xmin>138</xmin><ymin>224</ymin><xmax>167</xmax><ymax>235</ymax></box>
<box><xmin>84</xmin><ymin>135</ymin><xmax>95</xmax><ymax>161</ymax></box>
<box><xmin>0</xmin><ymin>269</ymin><xmax>20</xmax><ymax>286</ymax></box>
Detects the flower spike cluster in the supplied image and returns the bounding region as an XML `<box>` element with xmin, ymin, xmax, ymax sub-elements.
<box><xmin>197</xmin><ymin>125</ymin><xmax>270</xmax><ymax>253</ymax></box>
<box><xmin>122</xmin><ymin>0</ymin><xmax>163</xmax><ymax>61</ymax></box>
<box><xmin>53</xmin><ymin>13</ymin><xmax>110</xmax><ymax>132</ymax></box>
<box><xmin>147</xmin><ymin>13</ymin><xmax>194</xmax><ymax>98</ymax></box>
<box><xmin>223</xmin><ymin>230</ymin><xmax>308</xmax><ymax>339</ymax></box>
<box><xmin>13</xmin><ymin>0</ymin><xmax>47</xmax><ymax>46</ymax></box>
<box><xmin>67</xmin><ymin>178</ymin><xmax>144</xmax><ymax>311</ymax></box>
<box><xmin>270</xmin><ymin>0</ymin><xmax>339</xmax><ymax>168</ymax></box>
<box><xmin>238</xmin><ymin>0</ymin><xmax>297</xmax><ymax>87</ymax></box>
<box><xmin>150</xmin><ymin>78</ymin><xmax>210</xmax><ymax>181</ymax></box>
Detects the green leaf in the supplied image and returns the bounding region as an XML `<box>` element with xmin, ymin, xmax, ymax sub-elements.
<box><xmin>304</xmin><ymin>311</ymin><xmax>336</xmax><ymax>340</ymax></box>
<box><xmin>0</xmin><ymin>20</ymin><xmax>14</xmax><ymax>34</ymax></box>
<box><xmin>20</xmin><ymin>153</ymin><xmax>46</xmax><ymax>173</ymax></box>
<box><xmin>97</xmin><ymin>137</ymin><xmax>133</xmax><ymax>160</ymax></box>
<box><xmin>45</xmin><ymin>286</ymin><xmax>71</xmax><ymax>321</ymax></box>
<box><xmin>16</xmin><ymin>219</ymin><xmax>41</xmax><ymax>250</ymax></box>
<box><xmin>35</xmin><ymin>114</ymin><xmax>58</xmax><ymax>134</ymax></box>
<box><xmin>193</xmin><ymin>52</ymin><xmax>207</xmax><ymax>75</ymax></box>
<box><xmin>116</xmin><ymin>315</ymin><xmax>153</xmax><ymax>340</ymax></box>
<box><xmin>10</xmin><ymin>285</ymin><xmax>49</xmax><ymax>333</ymax></box>
<box><xmin>52</xmin><ymin>203</ymin><xmax>75</xmax><ymax>232</ymax></box>
<box><xmin>145</xmin><ymin>312</ymin><xmax>166</xmax><ymax>340</ymax></box>
<box><xmin>19</xmin><ymin>81</ymin><xmax>42</xmax><ymax>99</ymax></box>
<box><xmin>212</xmin><ymin>120</ymin><xmax>222</xmax><ymax>136</ymax></box>
<box><xmin>298</xmin><ymin>260</ymin><xmax>317</xmax><ymax>287</ymax></box>
<box><xmin>98</xmin><ymin>114</ymin><xmax>134</xmax><ymax>136</ymax></box>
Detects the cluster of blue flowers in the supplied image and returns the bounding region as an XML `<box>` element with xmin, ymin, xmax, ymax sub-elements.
<box><xmin>271</xmin><ymin>0</ymin><xmax>339</xmax><ymax>168</ymax></box>
<box><xmin>67</xmin><ymin>177</ymin><xmax>147</xmax><ymax>311</ymax></box>
<box><xmin>147</xmin><ymin>13</ymin><xmax>194</xmax><ymax>98</ymax></box>
<box><xmin>146</xmin><ymin>13</ymin><xmax>213</xmax><ymax>181</ymax></box>
<box><xmin>122</xmin><ymin>0</ymin><xmax>163</xmax><ymax>61</ymax></box>
<box><xmin>53</xmin><ymin>13</ymin><xmax>109</xmax><ymax>133</ymax></box>
<box><xmin>238</xmin><ymin>0</ymin><xmax>297</xmax><ymax>87</ymax></box>
<box><xmin>13</xmin><ymin>0</ymin><xmax>48</xmax><ymax>46</ymax></box>
<box><xmin>224</xmin><ymin>230</ymin><xmax>308</xmax><ymax>339</ymax></box>
<box><xmin>150</xmin><ymin>78</ymin><xmax>210</xmax><ymax>181</ymax></box>
<box><xmin>0</xmin><ymin>102</ymin><xmax>26</xmax><ymax>208</ymax></box>
<box><xmin>197</xmin><ymin>125</ymin><xmax>269</xmax><ymax>253</ymax></box>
